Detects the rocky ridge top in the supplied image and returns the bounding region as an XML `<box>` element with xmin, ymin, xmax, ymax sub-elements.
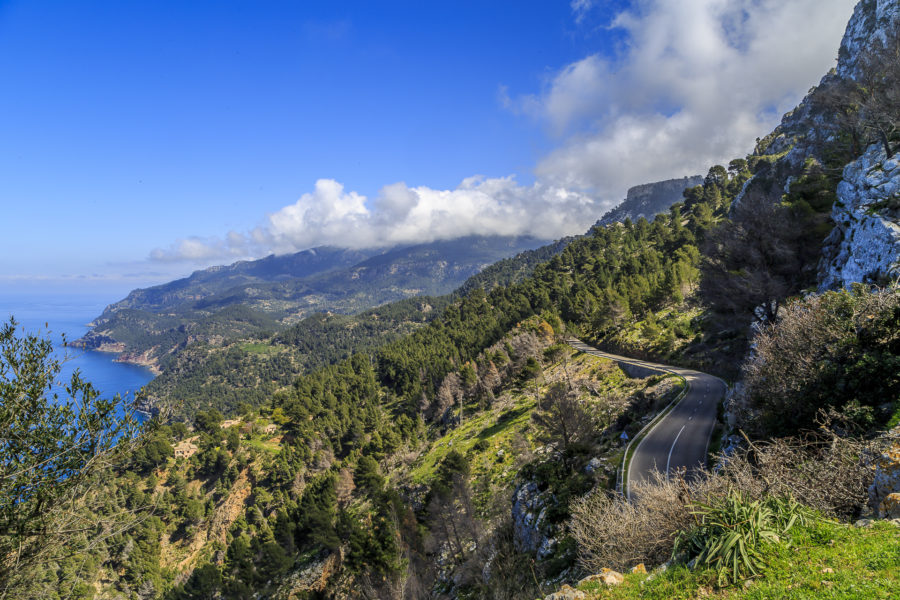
<box><xmin>593</xmin><ymin>176</ymin><xmax>702</xmax><ymax>228</ymax></box>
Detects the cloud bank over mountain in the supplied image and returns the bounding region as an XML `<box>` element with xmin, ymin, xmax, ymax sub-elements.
<box><xmin>153</xmin><ymin>0</ymin><xmax>856</xmax><ymax>264</ymax></box>
<box><xmin>150</xmin><ymin>178</ymin><xmax>595</xmax><ymax>261</ymax></box>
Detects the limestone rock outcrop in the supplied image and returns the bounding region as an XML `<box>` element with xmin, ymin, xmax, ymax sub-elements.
<box><xmin>511</xmin><ymin>481</ymin><xmax>557</xmax><ymax>559</ymax></box>
<box><xmin>594</xmin><ymin>176</ymin><xmax>703</xmax><ymax>229</ymax></box>
<box><xmin>819</xmin><ymin>144</ymin><xmax>900</xmax><ymax>290</ymax></box>
<box><xmin>837</xmin><ymin>0</ymin><xmax>900</xmax><ymax>81</ymax></box>
<box><xmin>870</xmin><ymin>427</ymin><xmax>900</xmax><ymax>518</ymax></box>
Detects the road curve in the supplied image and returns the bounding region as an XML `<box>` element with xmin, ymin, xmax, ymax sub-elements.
<box><xmin>566</xmin><ymin>338</ymin><xmax>726</xmax><ymax>499</ymax></box>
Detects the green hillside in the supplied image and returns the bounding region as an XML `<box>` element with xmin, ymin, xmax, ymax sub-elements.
<box><xmin>5</xmin><ymin>3</ymin><xmax>900</xmax><ymax>598</ymax></box>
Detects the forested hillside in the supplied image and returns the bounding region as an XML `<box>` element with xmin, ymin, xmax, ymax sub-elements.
<box><xmin>8</xmin><ymin>158</ymin><xmax>799</xmax><ymax>598</ymax></box>
<box><xmin>5</xmin><ymin>1</ymin><xmax>900</xmax><ymax>598</ymax></box>
<box><xmin>75</xmin><ymin>235</ymin><xmax>548</xmax><ymax>372</ymax></box>
<box><xmin>17</xmin><ymin>144</ymin><xmax>898</xmax><ymax>596</ymax></box>
<box><xmin>144</xmin><ymin>296</ymin><xmax>452</xmax><ymax>420</ymax></box>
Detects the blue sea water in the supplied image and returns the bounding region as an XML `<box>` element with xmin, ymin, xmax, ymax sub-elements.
<box><xmin>0</xmin><ymin>292</ymin><xmax>154</xmax><ymax>421</ymax></box>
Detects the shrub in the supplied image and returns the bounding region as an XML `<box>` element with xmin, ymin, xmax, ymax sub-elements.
<box><xmin>570</xmin><ymin>472</ymin><xmax>704</xmax><ymax>571</ymax></box>
<box><xmin>741</xmin><ymin>286</ymin><xmax>900</xmax><ymax>435</ymax></box>
<box><xmin>570</xmin><ymin>434</ymin><xmax>876</xmax><ymax>572</ymax></box>
<box><xmin>673</xmin><ymin>491</ymin><xmax>812</xmax><ymax>586</ymax></box>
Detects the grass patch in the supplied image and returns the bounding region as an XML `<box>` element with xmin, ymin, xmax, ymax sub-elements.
<box><xmin>885</xmin><ymin>401</ymin><xmax>900</xmax><ymax>429</ymax></box>
<box><xmin>408</xmin><ymin>394</ymin><xmax>537</xmax><ymax>489</ymax></box>
<box><xmin>406</xmin><ymin>347</ymin><xmax>656</xmax><ymax>514</ymax></box>
<box><xmin>245</xmin><ymin>437</ymin><xmax>281</xmax><ymax>454</ymax></box>
<box><xmin>607</xmin><ymin>306</ymin><xmax>704</xmax><ymax>358</ymax></box>
<box><xmin>239</xmin><ymin>342</ymin><xmax>280</xmax><ymax>355</ymax></box>
<box><xmin>574</xmin><ymin>519</ymin><xmax>900</xmax><ymax>599</ymax></box>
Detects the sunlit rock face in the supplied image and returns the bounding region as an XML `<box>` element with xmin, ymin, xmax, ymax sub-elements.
<box><xmin>870</xmin><ymin>427</ymin><xmax>900</xmax><ymax>519</ymax></box>
<box><xmin>819</xmin><ymin>143</ymin><xmax>900</xmax><ymax>290</ymax></box>
<box><xmin>816</xmin><ymin>1</ymin><xmax>900</xmax><ymax>289</ymax></box>
<box><xmin>837</xmin><ymin>0</ymin><xmax>900</xmax><ymax>80</ymax></box>
<box><xmin>593</xmin><ymin>176</ymin><xmax>703</xmax><ymax>229</ymax></box>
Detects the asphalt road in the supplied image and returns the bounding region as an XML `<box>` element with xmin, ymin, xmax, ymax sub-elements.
<box><xmin>567</xmin><ymin>338</ymin><xmax>726</xmax><ymax>499</ymax></box>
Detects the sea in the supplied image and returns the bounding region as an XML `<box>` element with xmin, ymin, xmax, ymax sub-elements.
<box><xmin>0</xmin><ymin>291</ymin><xmax>154</xmax><ymax>423</ymax></box>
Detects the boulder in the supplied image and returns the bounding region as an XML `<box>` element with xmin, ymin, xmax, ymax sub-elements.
<box><xmin>579</xmin><ymin>568</ymin><xmax>625</xmax><ymax>587</ymax></box>
<box><xmin>584</xmin><ymin>457</ymin><xmax>604</xmax><ymax>475</ymax></box>
<box><xmin>544</xmin><ymin>584</ymin><xmax>586</xmax><ymax>600</ymax></box>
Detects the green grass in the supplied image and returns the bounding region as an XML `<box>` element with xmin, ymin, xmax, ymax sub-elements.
<box><xmin>609</xmin><ymin>306</ymin><xmax>704</xmax><ymax>358</ymax></box>
<box><xmin>405</xmin><ymin>347</ymin><xmax>653</xmax><ymax>513</ymax></box>
<box><xmin>885</xmin><ymin>401</ymin><xmax>900</xmax><ymax>429</ymax></box>
<box><xmin>575</xmin><ymin>519</ymin><xmax>900</xmax><ymax>599</ymax></box>
<box><xmin>239</xmin><ymin>342</ymin><xmax>281</xmax><ymax>355</ymax></box>
<box><xmin>408</xmin><ymin>393</ymin><xmax>537</xmax><ymax>489</ymax></box>
<box><xmin>245</xmin><ymin>436</ymin><xmax>281</xmax><ymax>454</ymax></box>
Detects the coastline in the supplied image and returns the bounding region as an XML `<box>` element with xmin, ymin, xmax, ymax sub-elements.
<box><xmin>114</xmin><ymin>351</ymin><xmax>162</xmax><ymax>376</ymax></box>
<box><xmin>70</xmin><ymin>331</ymin><xmax>162</xmax><ymax>376</ymax></box>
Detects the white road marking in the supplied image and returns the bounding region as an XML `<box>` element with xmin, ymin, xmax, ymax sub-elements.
<box><xmin>666</xmin><ymin>425</ymin><xmax>687</xmax><ymax>481</ymax></box>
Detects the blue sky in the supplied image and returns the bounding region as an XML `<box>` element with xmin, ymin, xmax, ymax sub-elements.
<box><xmin>0</xmin><ymin>0</ymin><xmax>856</xmax><ymax>295</ymax></box>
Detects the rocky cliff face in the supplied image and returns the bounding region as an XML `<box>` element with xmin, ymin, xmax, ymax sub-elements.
<box><xmin>511</xmin><ymin>481</ymin><xmax>557</xmax><ymax>559</ymax></box>
<box><xmin>819</xmin><ymin>143</ymin><xmax>900</xmax><ymax>289</ymax></box>
<box><xmin>837</xmin><ymin>0</ymin><xmax>900</xmax><ymax>80</ymax></box>
<box><xmin>731</xmin><ymin>0</ymin><xmax>900</xmax><ymax>288</ymax></box>
<box><xmin>816</xmin><ymin>0</ymin><xmax>900</xmax><ymax>289</ymax></box>
<box><xmin>594</xmin><ymin>176</ymin><xmax>703</xmax><ymax>228</ymax></box>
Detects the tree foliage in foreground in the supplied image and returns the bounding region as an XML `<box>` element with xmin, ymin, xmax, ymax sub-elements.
<box><xmin>700</xmin><ymin>184</ymin><xmax>829</xmax><ymax>323</ymax></box>
<box><xmin>0</xmin><ymin>318</ymin><xmax>144</xmax><ymax>598</ymax></box>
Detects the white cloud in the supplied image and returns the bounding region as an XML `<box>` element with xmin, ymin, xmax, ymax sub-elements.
<box><xmin>519</xmin><ymin>0</ymin><xmax>857</xmax><ymax>199</ymax></box>
<box><xmin>150</xmin><ymin>235</ymin><xmax>248</xmax><ymax>263</ymax></box>
<box><xmin>152</xmin><ymin>0</ymin><xmax>858</xmax><ymax>265</ymax></box>
<box><xmin>151</xmin><ymin>177</ymin><xmax>602</xmax><ymax>262</ymax></box>
<box><xmin>571</xmin><ymin>0</ymin><xmax>595</xmax><ymax>24</ymax></box>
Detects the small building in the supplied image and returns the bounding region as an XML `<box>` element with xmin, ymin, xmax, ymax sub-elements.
<box><xmin>220</xmin><ymin>419</ymin><xmax>241</xmax><ymax>429</ymax></box>
<box><xmin>174</xmin><ymin>440</ymin><xmax>198</xmax><ymax>459</ymax></box>
<box><xmin>263</xmin><ymin>423</ymin><xmax>278</xmax><ymax>435</ymax></box>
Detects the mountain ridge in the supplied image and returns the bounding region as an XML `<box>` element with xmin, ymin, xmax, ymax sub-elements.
<box><xmin>594</xmin><ymin>175</ymin><xmax>703</xmax><ymax>229</ymax></box>
<box><xmin>75</xmin><ymin>235</ymin><xmax>550</xmax><ymax>370</ymax></box>
<box><xmin>13</xmin><ymin>2</ymin><xmax>900</xmax><ymax>597</ymax></box>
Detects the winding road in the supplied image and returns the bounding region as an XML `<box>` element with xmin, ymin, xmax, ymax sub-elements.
<box><xmin>567</xmin><ymin>338</ymin><xmax>727</xmax><ymax>499</ymax></box>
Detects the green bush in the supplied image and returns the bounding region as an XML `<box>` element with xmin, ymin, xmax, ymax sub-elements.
<box><xmin>673</xmin><ymin>491</ymin><xmax>812</xmax><ymax>586</ymax></box>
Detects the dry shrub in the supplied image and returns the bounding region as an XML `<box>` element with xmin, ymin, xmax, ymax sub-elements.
<box><xmin>570</xmin><ymin>471</ymin><xmax>711</xmax><ymax>572</ymax></box>
<box><xmin>717</xmin><ymin>434</ymin><xmax>877</xmax><ymax>520</ymax></box>
<box><xmin>741</xmin><ymin>286</ymin><xmax>900</xmax><ymax>435</ymax></box>
<box><xmin>570</xmin><ymin>434</ymin><xmax>876</xmax><ymax>572</ymax></box>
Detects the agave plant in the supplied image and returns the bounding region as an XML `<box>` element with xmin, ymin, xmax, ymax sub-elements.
<box><xmin>673</xmin><ymin>490</ymin><xmax>812</xmax><ymax>586</ymax></box>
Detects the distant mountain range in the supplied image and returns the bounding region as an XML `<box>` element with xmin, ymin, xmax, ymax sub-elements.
<box><xmin>76</xmin><ymin>176</ymin><xmax>700</xmax><ymax>376</ymax></box>
<box><xmin>75</xmin><ymin>235</ymin><xmax>549</xmax><ymax>370</ymax></box>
